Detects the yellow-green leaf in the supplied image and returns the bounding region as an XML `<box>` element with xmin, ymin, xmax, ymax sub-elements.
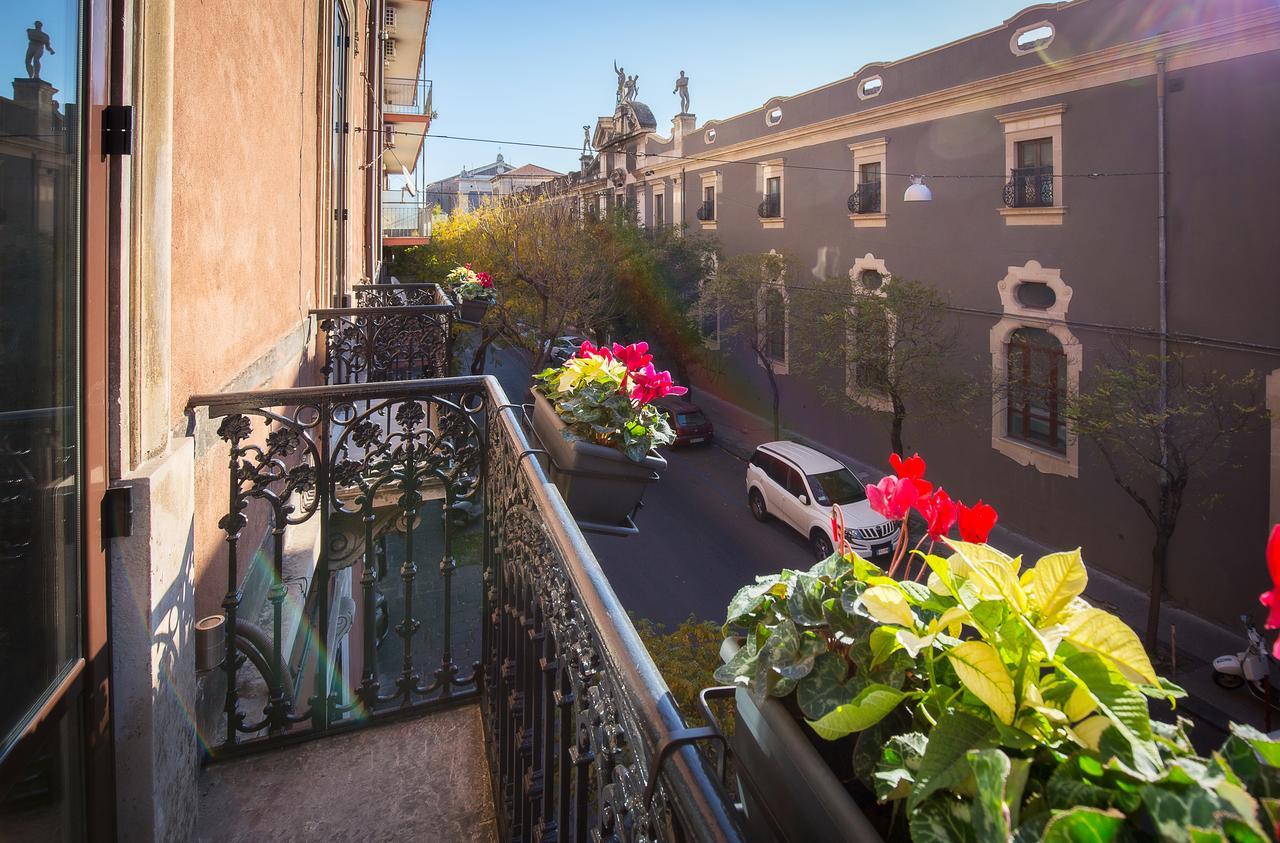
<box><xmin>947</xmin><ymin>641</ymin><xmax>1017</xmax><ymax>725</ymax></box>
<box><xmin>1073</xmin><ymin>714</ymin><xmax>1113</xmax><ymax>750</ymax></box>
<box><xmin>807</xmin><ymin>683</ymin><xmax>907</xmax><ymax>740</ymax></box>
<box><xmin>1064</xmin><ymin>682</ymin><xmax>1098</xmax><ymax>722</ymax></box>
<box><xmin>861</xmin><ymin>585</ymin><xmax>916</xmax><ymax>628</ymax></box>
<box><xmin>929</xmin><ymin>606</ymin><xmax>970</xmax><ymax>637</ymax></box>
<box><xmin>1064</xmin><ymin>608</ymin><xmax>1159</xmax><ymax>686</ymax></box>
<box><xmin>1026</xmin><ymin>549</ymin><xmax>1088</xmax><ymax>621</ymax></box>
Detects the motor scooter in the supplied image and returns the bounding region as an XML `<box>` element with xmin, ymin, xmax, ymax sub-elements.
<box><xmin>1213</xmin><ymin>614</ymin><xmax>1280</xmax><ymax>729</ymax></box>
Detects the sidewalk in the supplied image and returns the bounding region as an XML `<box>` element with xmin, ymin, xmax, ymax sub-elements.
<box><xmin>692</xmin><ymin>386</ymin><xmax>1270</xmax><ymax>738</ymax></box>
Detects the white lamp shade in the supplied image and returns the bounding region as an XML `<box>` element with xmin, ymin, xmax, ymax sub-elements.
<box><xmin>903</xmin><ymin>176</ymin><xmax>932</xmax><ymax>202</ymax></box>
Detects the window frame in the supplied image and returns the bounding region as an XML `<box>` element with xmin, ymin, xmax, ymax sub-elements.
<box><xmin>848</xmin><ymin>137</ymin><xmax>888</xmax><ymax>227</ymax></box>
<box><xmin>1005</xmin><ymin>328</ymin><xmax>1068</xmax><ymax>453</ymax></box>
<box><xmin>997</xmin><ymin>103</ymin><xmax>1065</xmax><ymax>225</ymax></box>
<box><xmin>759</xmin><ymin>159</ymin><xmax>785</xmax><ymax>228</ymax></box>
<box><xmin>845</xmin><ymin>254</ymin><xmax>895</xmax><ymax>411</ymax></box>
<box><xmin>698</xmin><ymin>170</ymin><xmax>719</xmax><ymax>229</ymax></box>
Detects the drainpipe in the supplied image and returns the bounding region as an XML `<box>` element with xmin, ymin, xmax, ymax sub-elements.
<box><xmin>1156</xmin><ymin>55</ymin><xmax>1169</xmax><ymax>468</ymax></box>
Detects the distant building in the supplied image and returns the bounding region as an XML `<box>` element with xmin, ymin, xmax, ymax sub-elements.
<box><xmin>490</xmin><ymin>163</ymin><xmax>563</xmax><ymax>200</ymax></box>
<box><xmin>423</xmin><ymin>154</ymin><xmax>514</xmax><ymax>213</ymax></box>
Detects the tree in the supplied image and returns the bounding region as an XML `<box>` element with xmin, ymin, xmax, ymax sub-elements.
<box><xmin>790</xmin><ymin>274</ymin><xmax>974</xmax><ymax>456</ymax></box>
<box><xmin>1065</xmin><ymin>348</ymin><xmax>1264</xmax><ymax>649</ymax></box>
<box><xmin>699</xmin><ymin>251</ymin><xmax>789</xmax><ymax>439</ymax></box>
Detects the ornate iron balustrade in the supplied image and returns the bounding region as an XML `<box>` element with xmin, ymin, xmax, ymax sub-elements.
<box><xmin>695</xmin><ymin>200</ymin><xmax>715</xmax><ymax>221</ymax></box>
<box><xmin>0</xmin><ymin>406</ymin><xmax>75</xmax><ymax>563</ymax></box>
<box><xmin>1003</xmin><ymin>165</ymin><xmax>1054</xmax><ymax>208</ymax></box>
<box><xmin>757</xmin><ymin>195</ymin><xmax>781</xmax><ymax>219</ymax></box>
<box><xmin>847</xmin><ymin>180</ymin><xmax>882</xmax><ymax>214</ymax></box>
<box><xmin>351</xmin><ymin>282</ymin><xmax>452</xmax><ymax>308</ymax></box>
<box><xmin>187</xmin><ymin>377</ymin><xmax>743</xmax><ymax>841</ymax></box>
<box><xmin>313</xmin><ymin>305</ymin><xmax>453</xmax><ymax>385</ymax></box>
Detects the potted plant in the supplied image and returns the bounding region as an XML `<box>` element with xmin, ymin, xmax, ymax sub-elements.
<box><xmin>531</xmin><ymin>341</ymin><xmax>683</xmax><ymax>527</ymax></box>
<box><xmin>716</xmin><ymin>453</ymin><xmax>1280</xmax><ymax>841</ymax></box>
<box><xmin>446</xmin><ymin>263</ymin><xmax>496</xmax><ymax>324</ymax></box>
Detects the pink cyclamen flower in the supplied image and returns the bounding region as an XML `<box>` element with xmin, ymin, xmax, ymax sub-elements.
<box><xmin>867</xmin><ymin>476</ymin><xmax>920</xmax><ymax>522</ymax></box>
<box><xmin>890</xmin><ymin>452</ymin><xmax>933</xmax><ymax>497</ymax></box>
<box><xmin>830</xmin><ymin>505</ymin><xmax>847</xmax><ymax>556</ymax></box>
<box><xmin>476</xmin><ymin>271</ymin><xmax>494</xmax><ymax>288</ymax></box>
<box><xmin>1259</xmin><ymin>525</ymin><xmax>1280</xmax><ymax>658</ymax></box>
<box><xmin>610</xmin><ymin>342</ymin><xmax>653</xmax><ymax>373</ymax></box>
<box><xmin>628</xmin><ymin>364</ymin><xmax>687</xmax><ymax>404</ymax></box>
<box><xmin>918</xmin><ymin>488</ymin><xmax>958</xmax><ymax>542</ymax></box>
<box><xmin>957</xmin><ymin>500</ymin><xmax>998</xmax><ymax>544</ymax></box>
<box><xmin>576</xmin><ymin>341</ymin><xmax>613</xmax><ymax>360</ymax></box>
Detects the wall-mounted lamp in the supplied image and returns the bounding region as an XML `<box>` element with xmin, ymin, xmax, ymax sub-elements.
<box><xmin>903</xmin><ymin>175</ymin><xmax>932</xmax><ymax>202</ymax></box>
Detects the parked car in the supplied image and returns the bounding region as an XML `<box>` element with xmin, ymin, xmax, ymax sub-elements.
<box><xmin>654</xmin><ymin>396</ymin><xmax>714</xmax><ymax>445</ymax></box>
<box><xmin>544</xmin><ymin>335</ymin><xmax>588</xmax><ymax>365</ymax></box>
<box><xmin>745</xmin><ymin>441</ymin><xmax>899</xmax><ymax>560</ymax></box>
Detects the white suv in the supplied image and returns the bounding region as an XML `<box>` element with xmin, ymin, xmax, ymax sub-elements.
<box><xmin>746</xmin><ymin>441</ymin><xmax>899</xmax><ymax>561</ymax></box>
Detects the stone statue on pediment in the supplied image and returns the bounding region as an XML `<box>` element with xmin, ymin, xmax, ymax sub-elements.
<box><xmin>674</xmin><ymin>71</ymin><xmax>690</xmax><ymax>114</ymax></box>
<box><xmin>25</xmin><ymin>21</ymin><xmax>55</xmax><ymax>80</ymax></box>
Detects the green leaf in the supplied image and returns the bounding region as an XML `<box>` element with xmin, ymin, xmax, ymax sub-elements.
<box><xmin>796</xmin><ymin>652</ymin><xmax>860</xmax><ymax>720</ymax></box>
<box><xmin>910</xmin><ymin>711</ymin><xmax>997</xmax><ymax>810</ymax></box>
<box><xmin>1046</xmin><ymin>754</ymin><xmax>1142</xmax><ymax>814</ymax></box>
<box><xmin>1230</xmin><ymin>723</ymin><xmax>1280</xmax><ymax>768</ymax></box>
<box><xmin>909</xmin><ymin>797</ymin><xmax>979</xmax><ymax>843</ymax></box>
<box><xmin>870</xmin><ymin>625</ymin><xmax>902</xmax><ymax>669</ymax></box>
<box><xmin>806</xmin><ymin>683</ymin><xmax>907</xmax><ymax>741</ymax></box>
<box><xmin>1040</xmin><ymin>806</ymin><xmax>1125</xmax><ymax>843</ymax></box>
<box><xmin>713</xmin><ymin>635</ymin><xmax>759</xmax><ymax>686</ymax></box>
<box><xmin>873</xmin><ymin>732</ymin><xmax>929</xmax><ymax>802</ymax></box>
<box><xmin>969</xmin><ymin>748</ymin><xmax>1013</xmax><ymax>843</ymax></box>
<box><xmin>786</xmin><ymin>571</ymin><xmax>828</xmax><ymax>627</ymax></box>
<box><xmin>1063</xmin><ymin>651</ymin><xmax>1160</xmax><ymax>777</ymax></box>
<box><xmin>724</xmin><ymin>576</ymin><xmax>781</xmax><ymax>628</ymax></box>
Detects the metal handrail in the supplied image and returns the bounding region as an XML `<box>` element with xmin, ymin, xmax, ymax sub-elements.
<box><xmin>311</xmin><ymin>304</ymin><xmax>454</xmax><ymax>384</ymax></box>
<box><xmin>1003</xmin><ymin>164</ymin><xmax>1054</xmax><ymax>208</ymax></box>
<box><xmin>351</xmin><ymin>282</ymin><xmax>452</xmax><ymax>308</ymax></box>
<box><xmin>186</xmin><ymin>375</ymin><xmax>744</xmax><ymax>840</ymax></box>
<box><xmin>384</xmin><ymin>77</ymin><xmax>432</xmax><ymax>117</ymax></box>
<box><xmin>695</xmin><ymin>200</ymin><xmax>715</xmax><ymax>221</ymax></box>
<box><xmin>757</xmin><ymin>195</ymin><xmax>781</xmax><ymax>219</ymax></box>
<box><xmin>847</xmin><ymin>180</ymin><xmax>882</xmax><ymax>215</ymax></box>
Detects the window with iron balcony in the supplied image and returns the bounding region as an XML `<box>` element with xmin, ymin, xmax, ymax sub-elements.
<box><xmin>759</xmin><ymin>176</ymin><xmax>782</xmax><ymax>219</ymax></box>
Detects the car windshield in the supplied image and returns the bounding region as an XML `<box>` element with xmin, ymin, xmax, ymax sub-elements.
<box><xmin>675</xmin><ymin>412</ymin><xmax>708</xmax><ymax>426</ymax></box>
<box><xmin>806</xmin><ymin>468</ymin><xmax>866</xmax><ymax>506</ymax></box>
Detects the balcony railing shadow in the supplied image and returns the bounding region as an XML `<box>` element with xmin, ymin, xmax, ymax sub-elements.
<box><xmin>186</xmin><ymin>375</ymin><xmax>743</xmax><ymax>841</ymax></box>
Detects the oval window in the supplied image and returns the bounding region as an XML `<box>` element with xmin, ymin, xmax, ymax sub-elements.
<box><xmin>765</xmin><ymin>107</ymin><xmax>783</xmax><ymax>127</ymax></box>
<box><xmin>1011</xmin><ymin>22</ymin><xmax>1055</xmax><ymax>55</ymax></box>
<box><xmin>1015</xmin><ymin>281</ymin><xmax>1057</xmax><ymax>310</ymax></box>
<box><xmin>860</xmin><ymin>270</ymin><xmax>884</xmax><ymax>291</ymax></box>
<box><xmin>705</xmin><ymin>128</ymin><xmax>716</xmax><ymax>144</ymax></box>
<box><xmin>858</xmin><ymin>76</ymin><xmax>883</xmax><ymax>100</ymax></box>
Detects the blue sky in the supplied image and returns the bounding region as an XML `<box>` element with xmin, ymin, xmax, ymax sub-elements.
<box><xmin>420</xmin><ymin>0</ymin><xmax>1040</xmax><ymax>182</ymax></box>
<box><xmin>0</xmin><ymin>2</ymin><xmax>78</xmax><ymax>100</ymax></box>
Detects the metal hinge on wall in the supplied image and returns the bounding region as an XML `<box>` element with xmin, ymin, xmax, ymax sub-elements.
<box><xmin>333</xmin><ymin>208</ymin><xmax>348</xmax><ymax>221</ymax></box>
<box><xmin>101</xmin><ymin>487</ymin><xmax>133</xmax><ymax>541</ymax></box>
<box><xmin>102</xmin><ymin>105</ymin><xmax>133</xmax><ymax>156</ymax></box>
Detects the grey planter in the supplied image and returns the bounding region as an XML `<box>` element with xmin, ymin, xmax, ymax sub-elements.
<box><xmin>720</xmin><ymin>638</ymin><xmax>883</xmax><ymax>843</ymax></box>
<box><xmin>530</xmin><ymin>390</ymin><xmax>665</xmax><ymax>526</ymax></box>
<box><xmin>458</xmin><ymin>299</ymin><xmax>490</xmax><ymax>324</ymax></box>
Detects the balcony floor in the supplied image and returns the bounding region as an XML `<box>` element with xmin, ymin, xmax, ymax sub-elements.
<box><xmin>196</xmin><ymin>704</ymin><xmax>496</xmax><ymax>842</ymax></box>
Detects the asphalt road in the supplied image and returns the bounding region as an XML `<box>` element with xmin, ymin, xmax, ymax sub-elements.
<box><xmin>586</xmin><ymin>440</ymin><xmax>820</xmax><ymax>627</ymax></box>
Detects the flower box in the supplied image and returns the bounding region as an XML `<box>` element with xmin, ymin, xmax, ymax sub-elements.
<box><xmin>720</xmin><ymin>638</ymin><xmax>885</xmax><ymax>843</ymax></box>
<box><xmin>457</xmin><ymin>299</ymin><xmax>489</xmax><ymax>325</ymax></box>
<box><xmin>530</xmin><ymin>389</ymin><xmax>664</xmax><ymax>526</ymax></box>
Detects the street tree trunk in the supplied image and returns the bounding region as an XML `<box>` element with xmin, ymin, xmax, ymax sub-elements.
<box><xmin>470</xmin><ymin>331</ymin><xmax>496</xmax><ymax>375</ymax></box>
<box><xmin>757</xmin><ymin>349</ymin><xmax>781</xmax><ymax>441</ymax></box>
<box><xmin>890</xmin><ymin>393</ymin><xmax>906</xmax><ymax>457</ymax></box>
<box><xmin>1145</xmin><ymin>527</ymin><xmax>1171</xmax><ymax>651</ymax></box>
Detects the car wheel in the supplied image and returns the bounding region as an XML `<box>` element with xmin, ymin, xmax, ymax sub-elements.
<box><xmin>748</xmin><ymin>489</ymin><xmax>769</xmax><ymax>522</ymax></box>
<box><xmin>811</xmin><ymin>530</ymin><xmax>834</xmax><ymax>560</ymax></box>
<box><xmin>1213</xmin><ymin>670</ymin><xmax>1245</xmax><ymax>690</ymax></box>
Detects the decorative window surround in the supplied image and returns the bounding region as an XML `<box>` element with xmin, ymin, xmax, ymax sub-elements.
<box><xmin>757</xmin><ymin>251</ymin><xmax>789</xmax><ymax>373</ymax></box>
<box><xmin>700</xmin><ymin>254</ymin><xmax>722</xmax><ymax>350</ymax></box>
<box><xmin>858</xmin><ymin>75</ymin><xmax>884</xmax><ymax>100</ymax></box>
<box><xmin>760</xmin><ymin>159</ymin><xmax>785</xmax><ymax>229</ymax></box>
<box><xmin>699</xmin><ymin>170</ymin><xmax>720</xmax><ymax>230</ymax></box>
<box><xmin>996</xmin><ymin>103</ymin><xmax>1066</xmax><ymax>225</ymax></box>
<box><xmin>846</xmin><ymin>254</ymin><xmax>895</xmax><ymax>412</ymax></box>
<box><xmin>990</xmin><ymin>260</ymin><xmax>1080</xmax><ymax>477</ymax></box>
<box><xmin>1010</xmin><ymin>21</ymin><xmax>1056</xmax><ymax>56</ymax></box>
<box><xmin>848</xmin><ymin>138</ymin><xmax>888</xmax><ymax>228</ymax></box>
<box><xmin>651</xmin><ymin>185</ymin><xmax>665</xmax><ymax>229</ymax></box>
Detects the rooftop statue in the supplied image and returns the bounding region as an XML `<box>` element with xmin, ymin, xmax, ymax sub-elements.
<box><xmin>674</xmin><ymin>70</ymin><xmax>690</xmax><ymax>114</ymax></box>
<box><xmin>25</xmin><ymin>21</ymin><xmax>55</xmax><ymax>80</ymax></box>
<box><xmin>614</xmin><ymin>61</ymin><xmax>626</xmax><ymax>104</ymax></box>
<box><xmin>625</xmin><ymin>74</ymin><xmax>639</xmax><ymax>103</ymax></box>
<box><xmin>582</xmin><ymin>124</ymin><xmax>591</xmax><ymax>156</ymax></box>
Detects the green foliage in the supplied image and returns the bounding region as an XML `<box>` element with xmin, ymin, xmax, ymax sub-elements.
<box><xmin>718</xmin><ymin>539</ymin><xmax>1280</xmax><ymax>840</ymax></box>
<box><xmin>631</xmin><ymin>615</ymin><xmax>725</xmax><ymax>728</ymax></box>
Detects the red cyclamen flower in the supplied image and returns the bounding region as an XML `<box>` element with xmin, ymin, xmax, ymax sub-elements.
<box><xmin>576</xmin><ymin>341</ymin><xmax>613</xmax><ymax>360</ymax></box>
<box><xmin>957</xmin><ymin>500</ymin><xmax>998</xmax><ymax>543</ymax></box>
<box><xmin>1259</xmin><ymin>526</ymin><xmax>1280</xmax><ymax>659</ymax></box>
<box><xmin>476</xmin><ymin>271</ymin><xmax>494</xmax><ymax>288</ymax></box>
<box><xmin>867</xmin><ymin>476</ymin><xmax>919</xmax><ymax>521</ymax></box>
<box><xmin>917</xmin><ymin>488</ymin><xmax>958</xmax><ymax>542</ymax></box>
<box><xmin>628</xmin><ymin>364</ymin><xmax>687</xmax><ymax>404</ymax></box>
<box><xmin>610</xmin><ymin>342</ymin><xmax>653</xmax><ymax>372</ymax></box>
<box><xmin>830</xmin><ymin>505</ymin><xmax>847</xmax><ymax>556</ymax></box>
<box><xmin>889</xmin><ymin>452</ymin><xmax>932</xmax><ymax>496</ymax></box>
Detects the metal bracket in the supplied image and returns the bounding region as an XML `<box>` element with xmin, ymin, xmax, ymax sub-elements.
<box><xmin>102</xmin><ymin>105</ymin><xmax>133</xmax><ymax>156</ymax></box>
<box><xmin>101</xmin><ymin>486</ymin><xmax>133</xmax><ymax>541</ymax></box>
<box><xmin>642</xmin><ymin>725</ymin><xmax>727</xmax><ymax>809</ymax></box>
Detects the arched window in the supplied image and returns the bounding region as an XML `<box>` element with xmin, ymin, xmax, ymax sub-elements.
<box><xmin>763</xmin><ymin>287</ymin><xmax>787</xmax><ymax>363</ymax></box>
<box><xmin>1006</xmin><ymin>327</ymin><xmax>1067</xmax><ymax>452</ymax></box>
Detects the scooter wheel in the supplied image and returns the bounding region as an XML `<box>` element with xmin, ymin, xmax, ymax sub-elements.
<box><xmin>1213</xmin><ymin>670</ymin><xmax>1246</xmax><ymax>689</ymax></box>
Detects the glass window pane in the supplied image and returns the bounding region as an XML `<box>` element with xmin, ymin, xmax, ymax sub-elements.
<box><xmin>0</xmin><ymin>1</ymin><xmax>83</xmax><ymax>755</ymax></box>
<box><xmin>0</xmin><ymin>707</ymin><xmax>84</xmax><ymax>840</ymax></box>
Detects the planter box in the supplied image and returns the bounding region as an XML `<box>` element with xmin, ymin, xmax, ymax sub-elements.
<box><xmin>720</xmin><ymin>638</ymin><xmax>883</xmax><ymax>843</ymax></box>
<box><xmin>530</xmin><ymin>390</ymin><xmax>665</xmax><ymax>526</ymax></box>
<box><xmin>457</xmin><ymin>299</ymin><xmax>490</xmax><ymax>324</ymax></box>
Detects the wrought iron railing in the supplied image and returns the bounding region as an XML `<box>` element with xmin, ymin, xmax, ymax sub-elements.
<box><xmin>384</xmin><ymin>77</ymin><xmax>433</xmax><ymax>117</ymax></box>
<box><xmin>757</xmin><ymin>195</ymin><xmax>781</xmax><ymax>219</ymax></box>
<box><xmin>0</xmin><ymin>406</ymin><xmax>74</xmax><ymax>564</ymax></box>
<box><xmin>382</xmin><ymin>201</ymin><xmax>433</xmax><ymax>239</ymax></box>
<box><xmin>1003</xmin><ymin>165</ymin><xmax>1054</xmax><ymax>208</ymax></box>
<box><xmin>186</xmin><ymin>376</ymin><xmax>743</xmax><ymax>841</ymax></box>
<box><xmin>847</xmin><ymin>180</ymin><xmax>881</xmax><ymax>214</ymax></box>
<box><xmin>695</xmin><ymin>200</ymin><xmax>715</xmax><ymax>221</ymax></box>
<box><xmin>352</xmin><ymin>282</ymin><xmax>452</xmax><ymax>308</ymax></box>
<box><xmin>312</xmin><ymin>305</ymin><xmax>453</xmax><ymax>385</ymax></box>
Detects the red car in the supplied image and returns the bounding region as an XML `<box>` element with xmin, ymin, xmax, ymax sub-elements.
<box><xmin>655</xmin><ymin>396</ymin><xmax>715</xmax><ymax>446</ymax></box>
